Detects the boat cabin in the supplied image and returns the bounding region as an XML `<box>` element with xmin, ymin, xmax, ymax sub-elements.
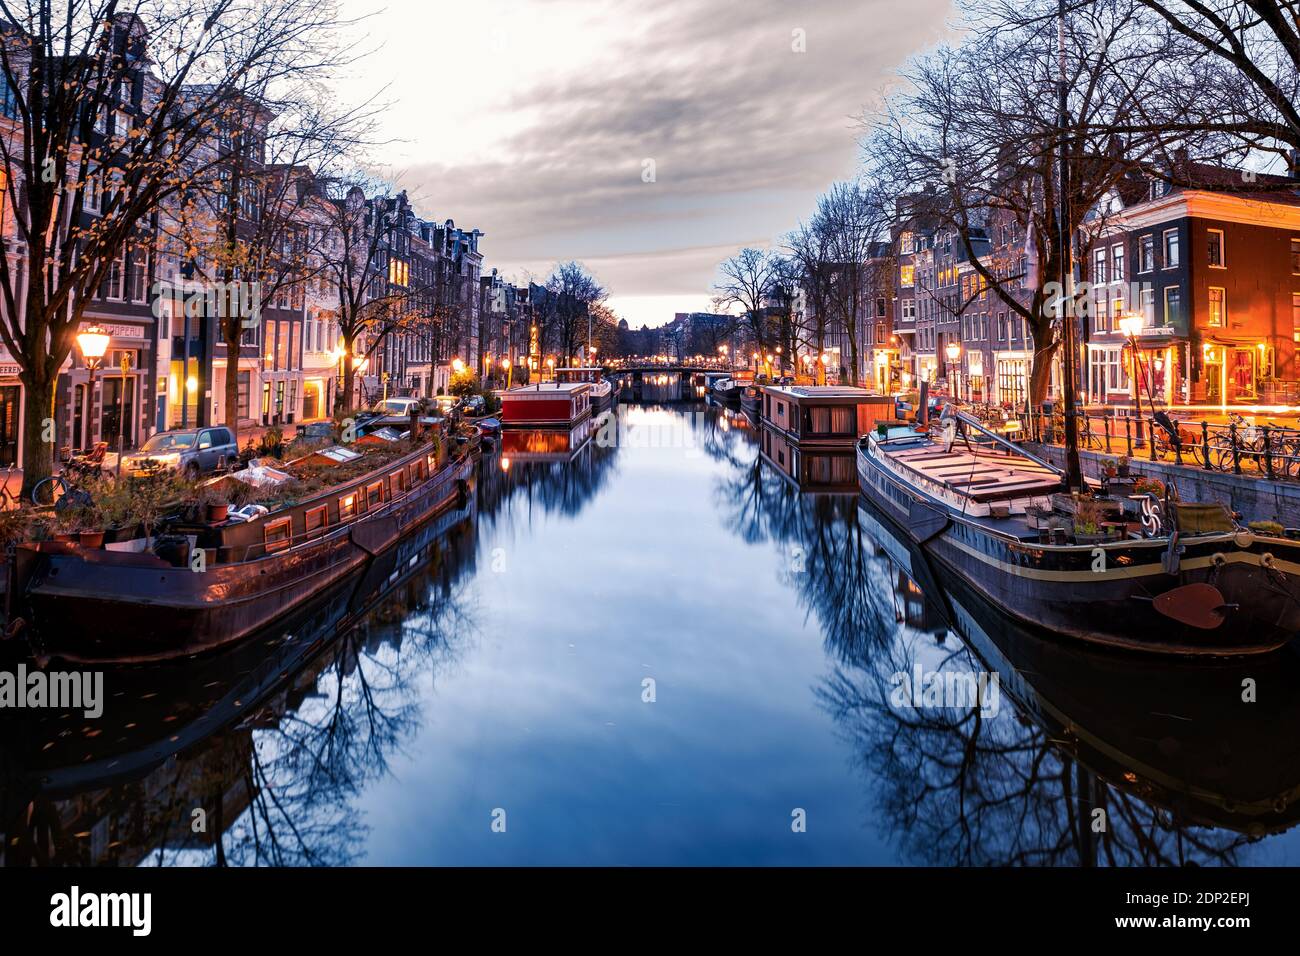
<box><xmin>758</xmin><ymin>386</ymin><xmax>895</xmax><ymax>448</ymax></box>
<box><xmin>499</xmin><ymin>382</ymin><xmax>594</xmax><ymax>427</ymax></box>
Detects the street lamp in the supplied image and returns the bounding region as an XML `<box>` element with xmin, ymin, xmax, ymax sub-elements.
<box><xmin>945</xmin><ymin>341</ymin><xmax>961</xmax><ymax>398</ymax></box>
<box><xmin>76</xmin><ymin>323</ymin><xmax>110</xmax><ymax>453</ymax></box>
<box><xmin>502</xmin><ymin>357</ymin><xmax>512</xmax><ymax>389</ymax></box>
<box><xmin>546</xmin><ymin>356</ymin><xmax>555</xmax><ymax>384</ymax></box>
<box><xmin>1118</xmin><ymin>311</ymin><xmax>1147</xmax><ymax>433</ymax></box>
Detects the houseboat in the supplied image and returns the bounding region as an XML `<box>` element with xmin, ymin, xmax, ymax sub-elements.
<box><xmin>498</xmin><ymin>381</ymin><xmax>595</xmax><ymax>428</ymax></box>
<box><xmin>857</xmin><ymin>408</ymin><xmax>1300</xmax><ymax>656</ymax></box>
<box><xmin>554</xmin><ymin>366</ymin><xmax>614</xmax><ymax>411</ymax></box>
<box><xmin>757</xmin><ymin>385</ymin><xmax>894</xmax><ymax>492</ymax></box>
<box><xmin>9</xmin><ymin>436</ymin><xmax>475</xmax><ymax>663</ymax></box>
<box><xmin>858</xmin><ymin>496</ymin><xmax>1300</xmax><ymax>835</ymax></box>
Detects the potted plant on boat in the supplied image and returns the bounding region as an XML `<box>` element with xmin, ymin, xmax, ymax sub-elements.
<box><xmin>197</xmin><ymin>481</ymin><xmax>231</xmax><ymax>523</ymax></box>
<box><xmin>1071</xmin><ymin>497</ymin><xmax>1109</xmax><ymax>544</ymax></box>
<box><xmin>1099</xmin><ymin>457</ymin><xmax>1119</xmax><ymax>479</ymax></box>
<box><xmin>1116</xmin><ymin>455</ymin><xmax>1131</xmax><ymax>478</ymax></box>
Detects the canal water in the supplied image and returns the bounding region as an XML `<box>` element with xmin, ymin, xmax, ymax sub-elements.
<box><xmin>4</xmin><ymin>400</ymin><xmax>1300</xmax><ymax>865</ymax></box>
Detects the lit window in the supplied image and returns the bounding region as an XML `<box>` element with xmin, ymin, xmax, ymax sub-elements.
<box><xmin>339</xmin><ymin>493</ymin><xmax>357</xmax><ymax>520</ymax></box>
<box><xmin>1208</xmin><ymin>288</ymin><xmax>1225</xmax><ymax>327</ymax></box>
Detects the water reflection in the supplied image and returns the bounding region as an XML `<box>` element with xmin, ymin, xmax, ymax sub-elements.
<box><xmin>4</xmin><ymin>404</ymin><xmax>1299</xmax><ymax>865</ymax></box>
<box><xmin>0</xmin><ymin>502</ymin><xmax>479</xmax><ymax>866</ymax></box>
<box><xmin>729</xmin><ymin>431</ymin><xmax>1300</xmax><ymax>864</ymax></box>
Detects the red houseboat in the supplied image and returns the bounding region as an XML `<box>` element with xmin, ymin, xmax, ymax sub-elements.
<box><xmin>498</xmin><ymin>382</ymin><xmax>594</xmax><ymax>427</ymax></box>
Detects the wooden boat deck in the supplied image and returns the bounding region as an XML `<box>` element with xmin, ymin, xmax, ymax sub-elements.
<box><xmin>885</xmin><ymin>442</ymin><xmax>1063</xmax><ymax>504</ymax></box>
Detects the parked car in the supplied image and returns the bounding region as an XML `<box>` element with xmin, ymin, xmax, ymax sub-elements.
<box><xmin>378</xmin><ymin>396</ymin><xmax>423</xmax><ymax>417</ymax></box>
<box><xmin>462</xmin><ymin>394</ymin><xmax>486</xmax><ymax>415</ymax></box>
<box><xmin>120</xmin><ymin>426</ymin><xmax>239</xmax><ymax>479</ymax></box>
<box><xmin>434</xmin><ymin>395</ymin><xmax>462</xmax><ymax>416</ymax></box>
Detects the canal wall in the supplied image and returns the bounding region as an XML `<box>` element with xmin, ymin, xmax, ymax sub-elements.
<box><xmin>1027</xmin><ymin>442</ymin><xmax>1300</xmax><ymax>529</ymax></box>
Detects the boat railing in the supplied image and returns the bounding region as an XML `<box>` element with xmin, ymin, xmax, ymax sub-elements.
<box><xmin>197</xmin><ymin>450</ymin><xmax>468</xmax><ymax>564</ymax></box>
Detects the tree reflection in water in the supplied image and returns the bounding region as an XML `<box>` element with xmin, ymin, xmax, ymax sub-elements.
<box><xmin>706</xmin><ymin>402</ymin><xmax>1267</xmax><ymax>865</ymax></box>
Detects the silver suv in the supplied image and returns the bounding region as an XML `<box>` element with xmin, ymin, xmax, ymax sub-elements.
<box><xmin>121</xmin><ymin>426</ymin><xmax>238</xmax><ymax>478</ymax></box>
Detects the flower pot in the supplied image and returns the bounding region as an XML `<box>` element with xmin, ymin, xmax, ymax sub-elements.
<box><xmin>1117</xmin><ymin>464</ymin><xmax>1130</xmax><ymax>478</ymax></box>
<box><xmin>206</xmin><ymin>503</ymin><xmax>230</xmax><ymax>523</ymax></box>
<box><xmin>78</xmin><ymin>530</ymin><xmax>105</xmax><ymax>548</ymax></box>
<box><xmin>54</xmin><ymin>531</ymin><xmax>78</xmax><ymax>543</ymax></box>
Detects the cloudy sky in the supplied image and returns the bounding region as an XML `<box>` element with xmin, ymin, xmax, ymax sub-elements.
<box><xmin>338</xmin><ymin>0</ymin><xmax>954</xmax><ymax>328</ymax></box>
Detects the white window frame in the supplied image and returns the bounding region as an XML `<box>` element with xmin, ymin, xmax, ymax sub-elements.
<box><xmin>1162</xmin><ymin>228</ymin><xmax>1179</xmax><ymax>269</ymax></box>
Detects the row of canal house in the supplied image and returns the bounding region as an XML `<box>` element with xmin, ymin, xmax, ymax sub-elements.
<box><xmin>879</xmin><ymin>161</ymin><xmax>1300</xmax><ymax>414</ymax></box>
<box><xmin>0</xmin><ymin>21</ymin><xmax>498</xmax><ymax>470</ymax></box>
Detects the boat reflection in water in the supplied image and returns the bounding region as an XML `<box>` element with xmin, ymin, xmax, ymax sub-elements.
<box><xmin>842</xmin><ymin>498</ymin><xmax>1300</xmax><ymax>863</ymax></box>
<box><xmin>0</xmin><ymin>492</ymin><xmax>479</xmax><ymax>866</ymax></box>
<box><xmin>718</xmin><ymin>427</ymin><xmax>1300</xmax><ymax>863</ymax></box>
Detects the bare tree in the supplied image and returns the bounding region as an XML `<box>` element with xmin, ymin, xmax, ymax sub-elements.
<box><xmin>865</xmin><ymin>0</ymin><xmax>1187</xmax><ymax>403</ymax></box>
<box><xmin>713</xmin><ymin>247</ymin><xmax>778</xmax><ymax>356</ymax></box>
<box><xmin>165</xmin><ymin>72</ymin><xmax>378</xmax><ymax>442</ymax></box>
<box><xmin>542</xmin><ymin>260</ymin><xmax>605</xmax><ymax>367</ymax></box>
<box><xmin>1129</xmin><ymin>0</ymin><xmax>1300</xmax><ymax>167</ymax></box>
<box><xmin>315</xmin><ymin>178</ymin><xmax>418</xmax><ymax>414</ymax></box>
<box><xmin>784</xmin><ymin>219</ymin><xmax>835</xmax><ymax>381</ymax></box>
<box><xmin>0</xmin><ymin>0</ymin><xmax>348</xmax><ymax>493</ymax></box>
<box><xmin>813</xmin><ymin>181</ymin><xmax>889</xmax><ymax>386</ymax></box>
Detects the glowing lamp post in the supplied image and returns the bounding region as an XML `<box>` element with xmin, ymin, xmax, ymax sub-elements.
<box><xmin>76</xmin><ymin>324</ymin><xmax>110</xmax><ymax>453</ymax></box>
<box><xmin>502</xmin><ymin>357</ymin><xmax>512</xmax><ymax>389</ymax></box>
<box><xmin>945</xmin><ymin>342</ymin><xmax>961</xmax><ymax>399</ymax></box>
<box><xmin>1118</xmin><ymin>312</ymin><xmax>1147</xmax><ymax>434</ymax></box>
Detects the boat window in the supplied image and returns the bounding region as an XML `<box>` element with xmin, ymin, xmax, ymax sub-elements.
<box><xmin>339</xmin><ymin>493</ymin><xmax>357</xmax><ymax>521</ymax></box>
<box><xmin>426</xmin><ymin>453</ymin><xmax>438</xmax><ymax>473</ymax></box>
<box><xmin>304</xmin><ymin>505</ymin><xmax>328</xmax><ymax>537</ymax></box>
<box><xmin>391</xmin><ymin>469</ymin><xmax>407</xmax><ymax>494</ymax></box>
<box><xmin>415</xmin><ymin>458</ymin><xmax>427</xmax><ymax>481</ymax></box>
<box><xmin>264</xmin><ymin>517</ymin><xmax>292</xmax><ymax>554</ymax></box>
<box><xmin>367</xmin><ymin>480</ymin><xmax>384</xmax><ymax>507</ymax></box>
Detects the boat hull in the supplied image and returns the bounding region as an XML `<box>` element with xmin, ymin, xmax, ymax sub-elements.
<box><xmin>857</xmin><ymin>441</ymin><xmax>1300</xmax><ymax>656</ymax></box>
<box><xmin>20</xmin><ymin>455</ymin><xmax>474</xmax><ymax>664</ymax></box>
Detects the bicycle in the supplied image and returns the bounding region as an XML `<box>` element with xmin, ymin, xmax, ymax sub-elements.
<box><xmin>31</xmin><ymin>441</ymin><xmax>107</xmax><ymax>507</ymax></box>
<box><xmin>0</xmin><ymin>464</ymin><xmax>19</xmax><ymax>511</ymax></box>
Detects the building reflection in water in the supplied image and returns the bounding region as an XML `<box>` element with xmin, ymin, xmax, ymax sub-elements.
<box><xmin>6</xmin><ymin>403</ymin><xmax>1299</xmax><ymax>866</ymax></box>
